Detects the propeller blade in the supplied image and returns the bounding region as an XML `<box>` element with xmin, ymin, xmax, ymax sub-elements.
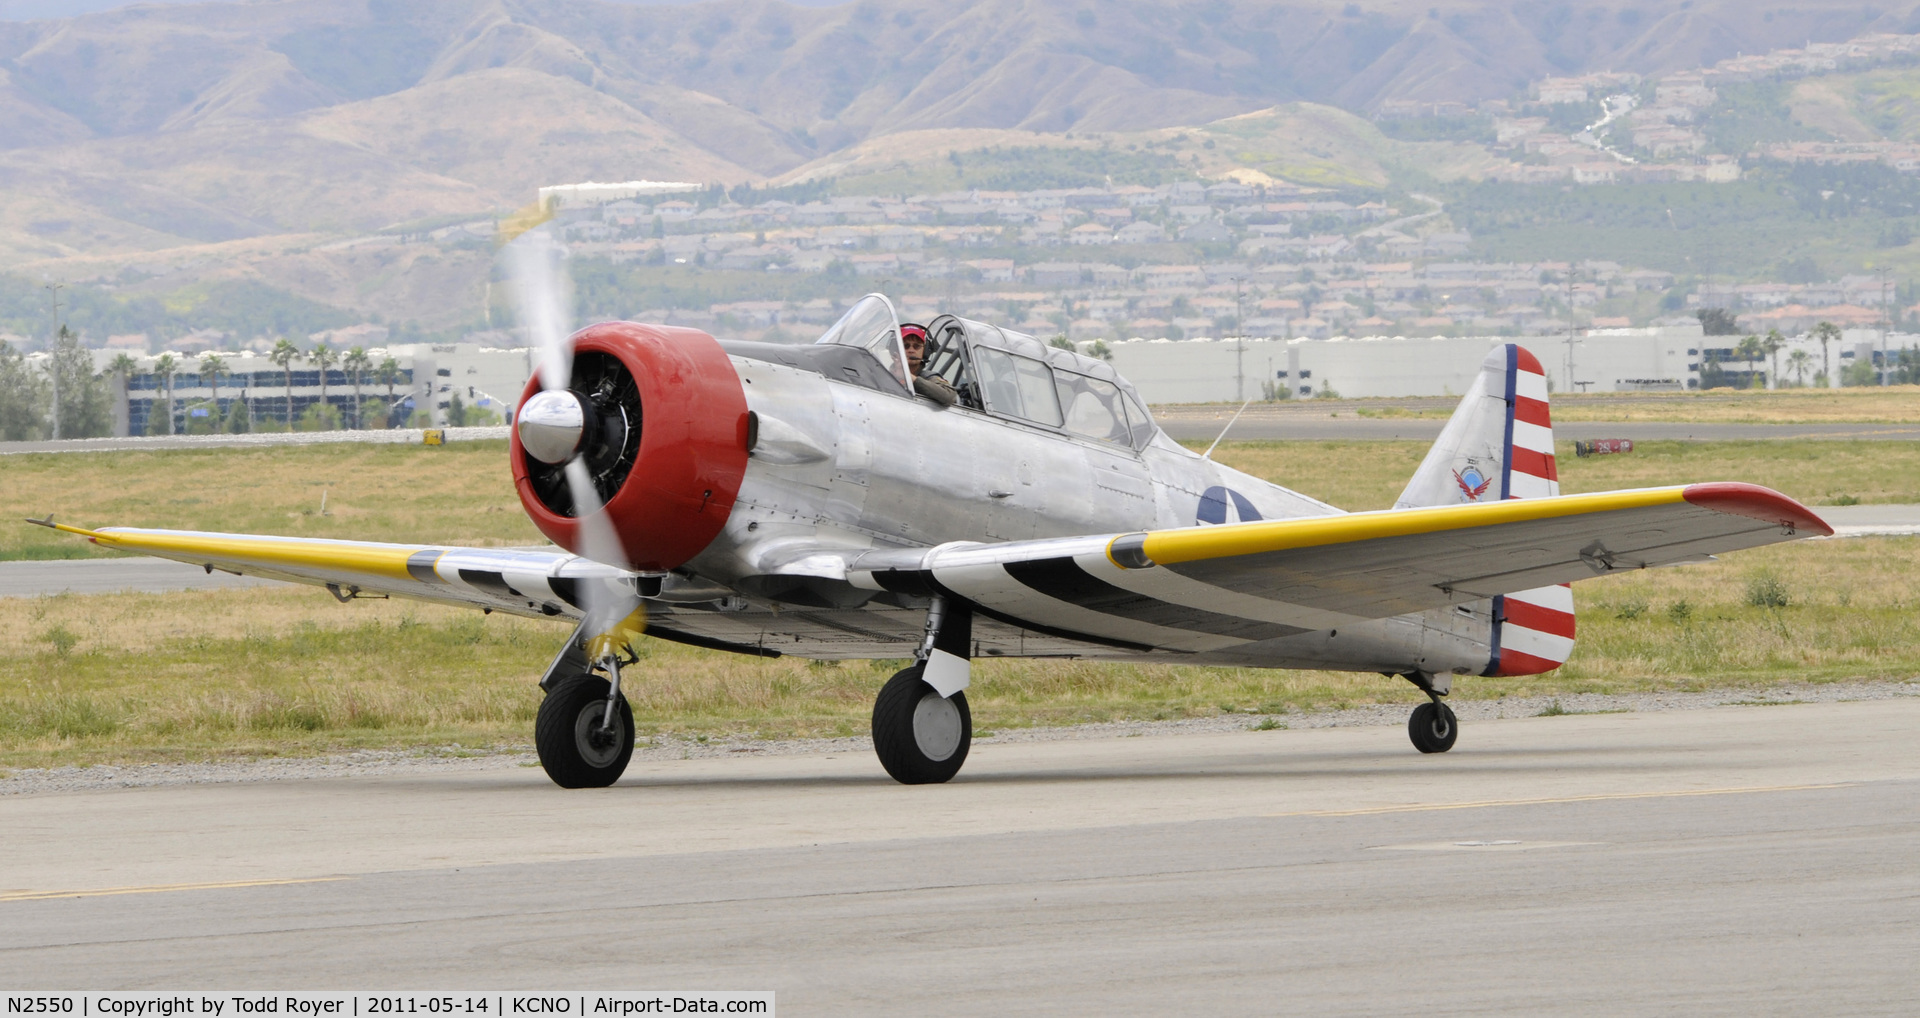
<box><xmin>564</xmin><ymin>457</ymin><xmax>642</xmax><ymax>645</ymax></box>
<box><xmin>502</xmin><ymin>198</ymin><xmax>644</xmax><ymax>656</ymax></box>
<box><xmin>501</xmin><ymin>217</ymin><xmax>574</xmax><ymax>394</ymax></box>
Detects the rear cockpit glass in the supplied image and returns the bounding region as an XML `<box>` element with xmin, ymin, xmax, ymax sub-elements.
<box><xmin>815</xmin><ymin>294</ymin><xmax>908</xmax><ymax>388</ymax></box>
<box><xmin>1055</xmin><ymin>372</ymin><xmax>1133</xmax><ymax>446</ymax></box>
<box><xmin>1119</xmin><ymin>391</ymin><xmax>1155</xmax><ymax>447</ymax></box>
<box><xmin>975</xmin><ymin>347</ymin><xmax>1064</xmax><ymax>426</ymax></box>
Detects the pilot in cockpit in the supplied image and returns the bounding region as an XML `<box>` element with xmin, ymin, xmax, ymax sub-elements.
<box><xmin>900</xmin><ymin>323</ymin><xmax>958</xmax><ymax>407</ymax></box>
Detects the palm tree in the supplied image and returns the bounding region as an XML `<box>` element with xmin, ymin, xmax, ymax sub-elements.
<box><xmin>1813</xmin><ymin>320</ymin><xmax>1841</xmax><ymax>388</ymax></box>
<box><xmin>1736</xmin><ymin>334</ymin><xmax>1764</xmax><ymax>389</ymax></box>
<box><xmin>1788</xmin><ymin>349</ymin><xmax>1812</xmax><ymax>387</ymax></box>
<box><xmin>108</xmin><ymin>353</ymin><xmax>139</xmax><ymax>435</ymax></box>
<box><xmin>152</xmin><ymin>353</ymin><xmax>178</xmax><ymax>435</ymax></box>
<box><xmin>375</xmin><ymin>356</ymin><xmax>402</xmax><ymax>429</ymax></box>
<box><xmin>342</xmin><ymin>346</ymin><xmax>371</xmax><ymax>429</ymax></box>
<box><xmin>1762</xmin><ymin>329</ymin><xmax>1785</xmax><ymax>390</ymax></box>
<box><xmin>269</xmin><ymin>338</ymin><xmax>300</xmax><ymax>431</ymax></box>
<box><xmin>307</xmin><ymin>342</ymin><xmax>338</xmax><ymax>429</ymax></box>
<box><xmin>199</xmin><ymin>353</ymin><xmax>226</xmax><ymax>429</ymax></box>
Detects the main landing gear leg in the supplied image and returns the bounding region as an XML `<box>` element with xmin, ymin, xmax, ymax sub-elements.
<box><xmin>1402</xmin><ymin>671</ymin><xmax>1459</xmax><ymax>754</ymax></box>
<box><xmin>534</xmin><ymin>623</ymin><xmax>636</xmax><ymax>788</ymax></box>
<box><xmin>871</xmin><ymin>597</ymin><xmax>974</xmax><ymax>784</ymax></box>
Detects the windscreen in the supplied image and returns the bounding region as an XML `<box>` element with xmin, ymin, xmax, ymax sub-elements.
<box><xmin>815</xmin><ymin>294</ymin><xmax>908</xmax><ymax>388</ymax></box>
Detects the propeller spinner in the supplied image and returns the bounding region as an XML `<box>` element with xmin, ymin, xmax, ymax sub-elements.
<box><xmin>517</xmin><ymin>389</ymin><xmax>587</xmax><ymax>465</ymax></box>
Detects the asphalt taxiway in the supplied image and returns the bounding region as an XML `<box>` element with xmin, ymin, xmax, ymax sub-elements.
<box><xmin>3</xmin><ymin>698</ymin><xmax>1916</xmax><ymax>1012</ymax></box>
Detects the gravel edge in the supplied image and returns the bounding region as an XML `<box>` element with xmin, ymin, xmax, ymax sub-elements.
<box><xmin>5</xmin><ymin>679</ymin><xmax>1917</xmax><ymax>796</ymax></box>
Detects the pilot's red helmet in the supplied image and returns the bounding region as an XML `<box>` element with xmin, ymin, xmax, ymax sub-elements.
<box><xmin>900</xmin><ymin>324</ymin><xmax>928</xmax><ymax>344</ymax></box>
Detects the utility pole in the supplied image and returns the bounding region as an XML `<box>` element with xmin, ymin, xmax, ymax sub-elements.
<box><xmin>1234</xmin><ymin>276</ymin><xmax>1246</xmax><ymax>402</ymax></box>
<box><xmin>1882</xmin><ymin>273</ymin><xmax>1891</xmax><ymax>387</ymax></box>
<box><xmin>1563</xmin><ymin>264</ymin><xmax>1579</xmax><ymax>393</ymax></box>
<box><xmin>44</xmin><ymin>282</ymin><xmax>64</xmax><ymax>440</ymax></box>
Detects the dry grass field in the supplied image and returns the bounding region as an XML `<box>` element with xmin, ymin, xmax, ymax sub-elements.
<box><xmin>1547</xmin><ymin>386</ymin><xmax>1920</xmax><ymax>424</ymax></box>
<box><xmin>2</xmin><ymin>439</ymin><xmax>1914</xmax><ymax>767</ymax></box>
<box><xmin>1203</xmin><ymin>439</ymin><xmax>1920</xmax><ymax>510</ymax></box>
<box><xmin>1343</xmin><ymin>386</ymin><xmax>1920</xmax><ymax>423</ymax></box>
<box><xmin>0</xmin><ymin>441</ymin><xmax>543</xmax><ymax>561</ymax></box>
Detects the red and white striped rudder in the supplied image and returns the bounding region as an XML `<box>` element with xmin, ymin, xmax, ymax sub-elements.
<box><xmin>1490</xmin><ymin>346</ymin><xmax>1572</xmax><ymax>676</ymax></box>
<box><xmin>1395</xmin><ymin>344</ymin><xmax>1575</xmax><ymax>676</ymax></box>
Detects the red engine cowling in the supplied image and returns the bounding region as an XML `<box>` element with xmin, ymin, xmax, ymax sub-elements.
<box><xmin>511</xmin><ymin>322</ymin><xmax>749</xmax><ymax>571</ymax></box>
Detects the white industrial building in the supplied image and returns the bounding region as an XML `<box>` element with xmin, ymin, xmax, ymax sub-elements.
<box><xmin>87</xmin><ymin>343</ymin><xmax>536</xmax><ymax>436</ymax></box>
<box><xmin>1105</xmin><ymin>325</ymin><xmax>1920</xmax><ymax>403</ymax></box>
<box><xmin>50</xmin><ymin>324</ymin><xmax>1920</xmax><ymax>436</ymax></box>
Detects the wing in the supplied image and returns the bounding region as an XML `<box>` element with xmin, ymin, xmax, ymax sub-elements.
<box><xmin>846</xmin><ymin>483</ymin><xmax>1830</xmax><ymax>655</ymax></box>
<box><xmin>32</xmin><ymin>520</ymin><xmax>1118</xmax><ymax>662</ymax></box>
<box><xmin>33</xmin><ymin>521</ymin><xmax>626</xmax><ymax>621</ymax></box>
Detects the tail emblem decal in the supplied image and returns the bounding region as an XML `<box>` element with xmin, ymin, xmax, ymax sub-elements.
<box><xmin>1452</xmin><ymin>466</ymin><xmax>1492</xmax><ymax>502</ymax></box>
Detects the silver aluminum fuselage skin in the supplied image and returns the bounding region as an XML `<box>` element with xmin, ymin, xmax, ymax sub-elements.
<box><xmin>681</xmin><ymin>354</ymin><xmax>1497</xmax><ymax>677</ymax></box>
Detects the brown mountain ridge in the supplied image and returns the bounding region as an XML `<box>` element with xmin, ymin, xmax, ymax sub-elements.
<box><xmin>2</xmin><ymin>0</ymin><xmax>1918</xmax><ymax>263</ymax></box>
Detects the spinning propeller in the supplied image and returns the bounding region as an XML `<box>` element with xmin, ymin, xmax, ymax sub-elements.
<box><xmin>498</xmin><ymin>203</ymin><xmax>645</xmax><ymax>657</ymax></box>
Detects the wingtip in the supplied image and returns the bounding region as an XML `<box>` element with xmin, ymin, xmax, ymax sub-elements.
<box><xmin>22</xmin><ymin>514</ymin><xmax>105</xmax><ymax>541</ymax></box>
<box><xmin>1682</xmin><ymin>482</ymin><xmax>1834</xmax><ymax>537</ymax></box>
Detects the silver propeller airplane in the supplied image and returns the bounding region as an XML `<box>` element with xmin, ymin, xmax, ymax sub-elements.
<box><xmin>37</xmin><ymin>291</ymin><xmax>1831</xmax><ymax>787</ymax></box>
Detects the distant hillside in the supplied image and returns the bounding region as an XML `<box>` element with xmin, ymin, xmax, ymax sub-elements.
<box><xmin>3</xmin><ymin>0</ymin><xmax>1919</xmax><ymax>264</ymax></box>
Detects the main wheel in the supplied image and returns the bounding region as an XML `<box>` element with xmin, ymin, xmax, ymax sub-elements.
<box><xmin>871</xmin><ymin>664</ymin><xmax>971</xmax><ymax>784</ymax></box>
<box><xmin>535</xmin><ymin>675</ymin><xmax>635</xmax><ymax>788</ymax></box>
<box><xmin>1408</xmin><ymin>700</ymin><xmax>1458</xmax><ymax>754</ymax></box>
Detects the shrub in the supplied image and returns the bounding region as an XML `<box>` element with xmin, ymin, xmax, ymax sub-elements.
<box><xmin>1745</xmin><ymin>575</ymin><xmax>1790</xmax><ymax>609</ymax></box>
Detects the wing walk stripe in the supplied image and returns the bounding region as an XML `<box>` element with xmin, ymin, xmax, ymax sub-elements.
<box><xmin>918</xmin><ymin>572</ymin><xmax>1159</xmax><ymax>653</ymax></box>
<box><xmin>1003</xmin><ymin>557</ymin><xmax>1311</xmax><ymax>642</ymax></box>
<box><xmin>458</xmin><ymin>569</ymin><xmax>521</xmax><ymax>600</ymax></box>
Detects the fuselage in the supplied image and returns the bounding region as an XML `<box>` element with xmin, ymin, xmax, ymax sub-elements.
<box><xmin>507</xmin><ymin>317</ymin><xmax>1511</xmax><ymax>678</ymax></box>
<box><xmin>672</xmin><ymin>333</ymin><xmax>1502</xmax><ymax>679</ymax></box>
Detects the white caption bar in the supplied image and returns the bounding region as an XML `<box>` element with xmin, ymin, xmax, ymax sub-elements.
<box><xmin>3</xmin><ymin>996</ymin><xmax>772</xmax><ymax>1018</ymax></box>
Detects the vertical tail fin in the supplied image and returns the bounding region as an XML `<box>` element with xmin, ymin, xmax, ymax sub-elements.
<box><xmin>1397</xmin><ymin>344</ymin><xmax>1574</xmax><ymax>677</ymax></box>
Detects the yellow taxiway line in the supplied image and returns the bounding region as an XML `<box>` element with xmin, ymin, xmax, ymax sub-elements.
<box><xmin>0</xmin><ymin>876</ymin><xmax>349</xmax><ymax>902</ymax></box>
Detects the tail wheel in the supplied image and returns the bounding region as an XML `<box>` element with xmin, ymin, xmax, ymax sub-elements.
<box><xmin>536</xmin><ymin>675</ymin><xmax>635</xmax><ymax>788</ymax></box>
<box><xmin>871</xmin><ymin>664</ymin><xmax>971</xmax><ymax>784</ymax></box>
<box><xmin>1408</xmin><ymin>700</ymin><xmax>1458</xmax><ymax>754</ymax></box>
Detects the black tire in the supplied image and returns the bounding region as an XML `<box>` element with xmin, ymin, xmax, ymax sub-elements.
<box><xmin>871</xmin><ymin>664</ymin><xmax>971</xmax><ymax>785</ymax></box>
<box><xmin>1409</xmin><ymin>700</ymin><xmax>1458</xmax><ymax>754</ymax></box>
<box><xmin>535</xmin><ymin>676</ymin><xmax>635</xmax><ymax>788</ymax></box>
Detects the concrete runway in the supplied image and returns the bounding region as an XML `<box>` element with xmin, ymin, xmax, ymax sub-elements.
<box><xmin>3</xmin><ymin>699</ymin><xmax>1916</xmax><ymax>1012</ymax></box>
<box><xmin>0</xmin><ymin>427</ymin><xmax>510</xmax><ymax>456</ymax></box>
<box><xmin>0</xmin><ymin>556</ymin><xmax>280</xmax><ymax>596</ymax></box>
